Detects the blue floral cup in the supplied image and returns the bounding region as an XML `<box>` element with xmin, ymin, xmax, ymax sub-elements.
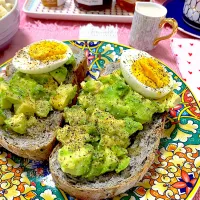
<box><xmin>183</xmin><ymin>0</ymin><xmax>200</xmax><ymax>30</ymax></box>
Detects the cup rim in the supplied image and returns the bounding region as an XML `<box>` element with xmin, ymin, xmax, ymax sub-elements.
<box><xmin>135</xmin><ymin>2</ymin><xmax>167</xmax><ymax>18</ymax></box>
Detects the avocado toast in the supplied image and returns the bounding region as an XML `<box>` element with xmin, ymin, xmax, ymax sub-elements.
<box><xmin>49</xmin><ymin>59</ymin><xmax>180</xmax><ymax>199</ymax></box>
<box><xmin>50</xmin><ymin>114</ymin><xmax>165</xmax><ymax>200</ymax></box>
<box><xmin>0</xmin><ymin>43</ymin><xmax>88</xmax><ymax>161</ymax></box>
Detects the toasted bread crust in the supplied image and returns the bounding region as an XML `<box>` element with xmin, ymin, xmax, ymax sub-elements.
<box><xmin>67</xmin><ymin>44</ymin><xmax>88</xmax><ymax>87</ymax></box>
<box><xmin>0</xmin><ymin>112</ymin><xmax>63</xmax><ymax>161</ymax></box>
<box><xmin>50</xmin><ymin>148</ymin><xmax>157</xmax><ymax>200</ymax></box>
<box><xmin>0</xmin><ymin>131</ymin><xmax>57</xmax><ymax>160</ymax></box>
<box><xmin>0</xmin><ymin>45</ymin><xmax>88</xmax><ymax>161</ymax></box>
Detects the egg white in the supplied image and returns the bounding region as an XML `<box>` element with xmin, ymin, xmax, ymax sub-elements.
<box><xmin>12</xmin><ymin>39</ymin><xmax>73</xmax><ymax>74</ymax></box>
<box><xmin>120</xmin><ymin>49</ymin><xmax>174</xmax><ymax>99</ymax></box>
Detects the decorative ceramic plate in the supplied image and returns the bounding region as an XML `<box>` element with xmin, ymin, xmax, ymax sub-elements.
<box><xmin>0</xmin><ymin>40</ymin><xmax>200</xmax><ymax>200</ymax></box>
<box><xmin>164</xmin><ymin>0</ymin><xmax>200</xmax><ymax>39</ymax></box>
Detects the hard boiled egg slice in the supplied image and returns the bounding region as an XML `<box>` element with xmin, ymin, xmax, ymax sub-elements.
<box><xmin>12</xmin><ymin>40</ymin><xmax>73</xmax><ymax>74</ymax></box>
<box><xmin>120</xmin><ymin>49</ymin><xmax>174</xmax><ymax>99</ymax></box>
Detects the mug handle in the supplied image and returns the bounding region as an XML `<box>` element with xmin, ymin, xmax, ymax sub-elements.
<box><xmin>153</xmin><ymin>18</ymin><xmax>178</xmax><ymax>46</ymax></box>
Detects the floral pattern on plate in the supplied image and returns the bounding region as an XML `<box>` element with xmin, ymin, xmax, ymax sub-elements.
<box><xmin>0</xmin><ymin>40</ymin><xmax>199</xmax><ymax>200</ymax></box>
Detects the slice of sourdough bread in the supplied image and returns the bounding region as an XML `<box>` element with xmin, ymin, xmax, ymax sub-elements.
<box><xmin>50</xmin><ymin>115</ymin><xmax>165</xmax><ymax>200</ymax></box>
<box><xmin>0</xmin><ymin>112</ymin><xmax>63</xmax><ymax>161</ymax></box>
<box><xmin>49</xmin><ymin>62</ymin><xmax>166</xmax><ymax>199</ymax></box>
<box><xmin>0</xmin><ymin>44</ymin><xmax>88</xmax><ymax>161</ymax></box>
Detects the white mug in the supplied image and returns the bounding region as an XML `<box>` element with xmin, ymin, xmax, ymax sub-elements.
<box><xmin>183</xmin><ymin>0</ymin><xmax>200</xmax><ymax>30</ymax></box>
<box><xmin>129</xmin><ymin>2</ymin><xmax>178</xmax><ymax>51</ymax></box>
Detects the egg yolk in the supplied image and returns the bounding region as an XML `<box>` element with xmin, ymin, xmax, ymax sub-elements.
<box><xmin>29</xmin><ymin>41</ymin><xmax>67</xmax><ymax>61</ymax></box>
<box><xmin>132</xmin><ymin>57</ymin><xmax>170</xmax><ymax>89</ymax></box>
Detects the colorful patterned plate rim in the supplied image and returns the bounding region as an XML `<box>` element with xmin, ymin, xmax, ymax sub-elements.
<box><xmin>0</xmin><ymin>40</ymin><xmax>200</xmax><ymax>200</ymax></box>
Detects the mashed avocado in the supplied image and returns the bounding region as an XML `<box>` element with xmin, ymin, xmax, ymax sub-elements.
<box><xmin>57</xmin><ymin>70</ymin><xmax>180</xmax><ymax>179</ymax></box>
<box><xmin>0</xmin><ymin>65</ymin><xmax>77</xmax><ymax>134</ymax></box>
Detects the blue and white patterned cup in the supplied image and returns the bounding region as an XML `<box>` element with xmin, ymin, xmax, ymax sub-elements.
<box><xmin>183</xmin><ymin>0</ymin><xmax>200</xmax><ymax>30</ymax></box>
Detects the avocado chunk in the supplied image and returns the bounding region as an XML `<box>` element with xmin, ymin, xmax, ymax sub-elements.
<box><xmin>101</xmin><ymin>148</ymin><xmax>118</xmax><ymax>174</ymax></box>
<box><xmin>27</xmin><ymin>116</ymin><xmax>38</xmax><ymax>127</ymax></box>
<box><xmin>50</xmin><ymin>84</ymin><xmax>77</xmax><ymax>111</ymax></box>
<box><xmin>83</xmin><ymin>150</ymin><xmax>104</xmax><ymax>179</ymax></box>
<box><xmin>111</xmin><ymin>146</ymin><xmax>128</xmax><ymax>157</ymax></box>
<box><xmin>115</xmin><ymin>155</ymin><xmax>130</xmax><ymax>173</ymax></box>
<box><xmin>65</xmin><ymin>54</ymin><xmax>75</xmax><ymax>66</ymax></box>
<box><xmin>30</xmin><ymin>84</ymin><xmax>50</xmax><ymax>100</ymax></box>
<box><xmin>50</xmin><ymin>66</ymin><xmax>68</xmax><ymax>84</ymax></box>
<box><xmin>124</xmin><ymin>117</ymin><xmax>143</xmax><ymax>136</ymax></box>
<box><xmin>99</xmin><ymin>134</ymin><xmax>130</xmax><ymax>149</ymax></box>
<box><xmin>0</xmin><ymin>81</ymin><xmax>8</xmax><ymax>92</ymax></box>
<box><xmin>0</xmin><ymin>109</ymin><xmax>6</xmax><ymax>125</ymax></box>
<box><xmin>5</xmin><ymin>113</ymin><xmax>27</xmax><ymax>134</ymax></box>
<box><xmin>43</xmin><ymin>77</ymin><xmax>58</xmax><ymax>95</ymax></box>
<box><xmin>9</xmin><ymin>72</ymin><xmax>52</xmax><ymax>101</ymax></box>
<box><xmin>81</xmin><ymin>80</ymin><xmax>103</xmax><ymax>94</ymax></box>
<box><xmin>9</xmin><ymin>73</ymin><xmax>38</xmax><ymax>99</ymax></box>
<box><xmin>29</xmin><ymin>74</ymin><xmax>52</xmax><ymax>85</ymax></box>
<box><xmin>4</xmin><ymin>90</ymin><xmax>23</xmax><ymax>104</ymax></box>
<box><xmin>64</xmin><ymin>105</ymin><xmax>87</xmax><ymax>125</ymax></box>
<box><xmin>58</xmin><ymin>144</ymin><xmax>94</xmax><ymax>176</ymax></box>
<box><xmin>56</xmin><ymin>125</ymin><xmax>90</xmax><ymax>150</ymax></box>
<box><xmin>90</xmin><ymin>109</ymin><xmax>131</xmax><ymax>148</ymax></box>
<box><xmin>124</xmin><ymin>90</ymin><xmax>158</xmax><ymax>123</ymax></box>
<box><xmin>0</xmin><ymin>94</ymin><xmax>12</xmax><ymax>109</ymax></box>
<box><xmin>36</xmin><ymin>100</ymin><xmax>52</xmax><ymax>118</ymax></box>
<box><xmin>0</xmin><ymin>82</ymin><xmax>12</xmax><ymax>109</ymax></box>
<box><xmin>14</xmin><ymin>99</ymin><xmax>35</xmax><ymax>116</ymax></box>
<box><xmin>96</xmin><ymin>111</ymin><xmax>126</xmax><ymax>136</ymax></box>
<box><xmin>78</xmin><ymin>93</ymin><xmax>93</xmax><ymax>109</ymax></box>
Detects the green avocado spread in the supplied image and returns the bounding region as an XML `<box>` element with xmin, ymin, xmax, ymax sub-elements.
<box><xmin>0</xmin><ymin>64</ymin><xmax>77</xmax><ymax>134</ymax></box>
<box><xmin>57</xmin><ymin>70</ymin><xmax>180</xmax><ymax>179</ymax></box>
